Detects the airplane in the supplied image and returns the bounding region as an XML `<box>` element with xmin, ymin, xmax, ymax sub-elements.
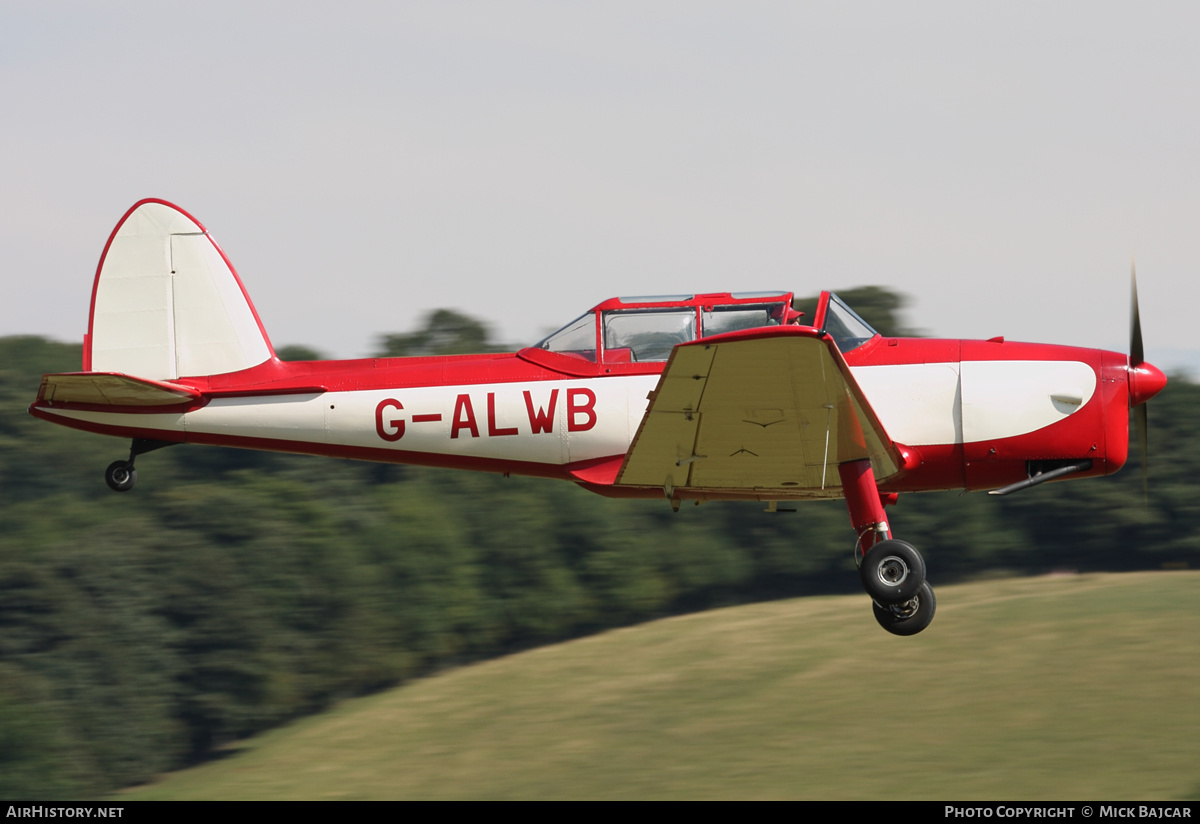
<box><xmin>29</xmin><ymin>199</ymin><xmax>1168</xmax><ymax>636</ymax></box>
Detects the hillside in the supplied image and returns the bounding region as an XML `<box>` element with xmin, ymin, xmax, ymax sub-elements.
<box><xmin>124</xmin><ymin>573</ymin><xmax>1200</xmax><ymax>800</ymax></box>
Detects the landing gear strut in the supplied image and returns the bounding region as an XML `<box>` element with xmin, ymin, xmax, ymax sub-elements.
<box><xmin>103</xmin><ymin>438</ymin><xmax>175</xmax><ymax>493</ymax></box>
<box><xmin>839</xmin><ymin>458</ymin><xmax>935</xmax><ymax>636</ymax></box>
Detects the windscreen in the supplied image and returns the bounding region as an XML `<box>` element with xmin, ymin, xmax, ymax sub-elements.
<box><xmin>823</xmin><ymin>293</ymin><xmax>878</xmax><ymax>352</ymax></box>
<box><xmin>534</xmin><ymin>313</ymin><xmax>597</xmax><ymax>362</ymax></box>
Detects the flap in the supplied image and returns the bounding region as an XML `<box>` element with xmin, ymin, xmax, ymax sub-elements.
<box><xmin>615</xmin><ymin>328</ymin><xmax>902</xmax><ymax>495</ymax></box>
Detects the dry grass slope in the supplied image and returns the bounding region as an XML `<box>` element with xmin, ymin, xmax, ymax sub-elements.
<box><xmin>124</xmin><ymin>572</ymin><xmax>1200</xmax><ymax>800</ymax></box>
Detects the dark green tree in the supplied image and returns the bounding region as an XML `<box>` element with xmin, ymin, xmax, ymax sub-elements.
<box><xmin>376</xmin><ymin>309</ymin><xmax>503</xmax><ymax>357</ymax></box>
<box><xmin>275</xmin><ymin>344</ymin><xmax>327</xmax><ymax>362</ymax></box>
<box><xmin>795</xmin><ymin>286</ymin><xmax>919</xmax><ymax>337</ymax></box>
<box><xmin>833</xmin><ymin>286</ymin><xmax>921</xmax><ymax>337</ymax></box>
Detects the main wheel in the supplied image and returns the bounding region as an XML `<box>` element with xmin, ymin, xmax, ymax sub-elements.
<box><xmin>104</xmin><ymin>460</ymin><xmax>137</xmax><ymax>493</ymax></box>
<box><xmin>859</xmin><ymin>539</ymin><xmax>925</xmax><ymax>604</ymax></box>
<box><xmin>872</xmin><ymin>581</ymin><xmax>936</xmax><ymax>636</ymax></box>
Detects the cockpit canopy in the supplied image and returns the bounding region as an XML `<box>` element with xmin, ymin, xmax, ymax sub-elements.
<box><xmin>533</xmin><ymin>290</ymin><xmax>878</xmax><ymax>365</ymax></box>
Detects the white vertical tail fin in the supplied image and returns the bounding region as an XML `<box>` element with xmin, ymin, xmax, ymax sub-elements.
<box><xmin>85</xmin><ymin>199</ymin><xmax>274</xmax><ymax>379</ymax></box>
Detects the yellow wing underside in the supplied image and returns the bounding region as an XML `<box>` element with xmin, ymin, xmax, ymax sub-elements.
<box><xmin>615</xmin><ymin>332</ymin><xmax>900</xmax><ymax>498</ymax></box>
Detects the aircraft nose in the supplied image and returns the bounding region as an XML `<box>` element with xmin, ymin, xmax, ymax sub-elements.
<box><xmin>1128</xmin><ymin>361</ymin><xmax>1167</xmax><ymax>407</ymax></box>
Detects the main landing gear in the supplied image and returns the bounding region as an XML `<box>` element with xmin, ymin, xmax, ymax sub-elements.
<box><xmin>871</xmin><ymin>582</ymin><xmax>936</xmax><ymax>637</ymax></box>
<box><xmin>839</xmin><ymin>459</ymin><xmax>936</xmax><ymax>636</ymax></box>
<box><xmin>103</xmin><ymin>438</ymin><xmax>175</xmax><ymax>493</ymax></box>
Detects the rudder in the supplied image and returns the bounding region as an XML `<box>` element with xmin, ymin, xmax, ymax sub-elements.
<box><xmin>86</xmin><ymin>199</ymin><xmax>274</xmax><ymax>380</ymax></box>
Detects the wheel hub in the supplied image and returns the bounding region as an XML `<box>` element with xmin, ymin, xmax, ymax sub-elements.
<box><xmin>875</xmin><ymin>555</ymin><xmax>909</xmax><ymax>586</ymax></box>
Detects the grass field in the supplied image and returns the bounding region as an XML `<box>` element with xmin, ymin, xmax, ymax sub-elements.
<box><xmin>123</xmin><ymin>572</ymin><xmax>1200</xmax><ymax>800</ymax></box>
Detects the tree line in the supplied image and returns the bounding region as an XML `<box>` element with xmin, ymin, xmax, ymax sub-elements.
<box><xmin>1</xmin><ymin>291</ymin><xmax>1196</xmax><ymax>797</ymax></box>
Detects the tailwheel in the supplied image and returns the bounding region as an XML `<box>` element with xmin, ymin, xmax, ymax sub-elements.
<box><xmin>102</xmin><ymin>438</ymin><xmax>175</xmax><ymax>492</ymax></box>
<box><xmin>872</xmin><ymin>581</ymin><xmax>936</xmax><ymax>636</ymax></box>
<box><xmin>104</xmin><ymin>460</ymin><xmax>137</xmax><ymax>493</ymax></box>
<box><xmin>859</xmin><ymin>539</ymin><xmax>926</xmax><ymax>604</ymax></box>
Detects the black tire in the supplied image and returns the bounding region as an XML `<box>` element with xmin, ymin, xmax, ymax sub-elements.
<box><xmin>859</xmin><ymin>539</ymin><xmax>925</xmax><ymax>603</ymax></box>
<box><xmin>105</xmin><ymin>460</ymin><xmax>136</xmax><ymax>493</ymax></box>
<box><xmin>872</xmin><ymin>581</ymin><xmax>936</xmax><ymax>636</ymax></box>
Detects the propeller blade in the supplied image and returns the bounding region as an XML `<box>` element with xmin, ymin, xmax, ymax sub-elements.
<box><xmin>1128</xmin><ymin>260</ymin><xmax>1158</xmax><ymax>505</ymax></box>
<box><xmin>1130</xmin><ymin>260</ymin><xmax>1144</xmax><ymax>368</ymax></box>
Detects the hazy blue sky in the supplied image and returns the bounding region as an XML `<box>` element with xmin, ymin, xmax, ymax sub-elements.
<box><xmin>4</xmin><ymin>2</ymin><xmax>1197</xmax><ymax>373</ymax></box>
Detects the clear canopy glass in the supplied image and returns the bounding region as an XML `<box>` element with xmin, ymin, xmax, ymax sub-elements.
<box><xmin>533</xmin><ymin>313</ymin><xmax>597</xmax><ymax>362</ymax></box>
<box><xmin>823</xmin><ymin>293</ymin><xmax>878</xmax><ymax>352</ymax></box>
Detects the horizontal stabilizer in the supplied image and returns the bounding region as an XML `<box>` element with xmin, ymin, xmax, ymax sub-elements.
<box><xmin>37</xmin><ymin>373</ymin><xmax>201</xmax><ymax>407</ymax></box>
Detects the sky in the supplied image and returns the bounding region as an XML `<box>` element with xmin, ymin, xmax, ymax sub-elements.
<box><xmin>3</xmin><ymin>1</ymin><xmax>1197</xmax><ymax>374</ymax></box>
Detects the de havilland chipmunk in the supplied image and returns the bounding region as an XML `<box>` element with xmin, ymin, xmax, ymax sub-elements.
<box><xmin>29</xmin><ymin>199</ymin><xmax>1168</xmax><ymax>635</ymax></box>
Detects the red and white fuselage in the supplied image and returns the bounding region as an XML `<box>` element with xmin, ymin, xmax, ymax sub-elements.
<box><xmin>30</xmin><ymin>199</ymin><xmax>1166</xmax><ymax>505</ymax></box>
